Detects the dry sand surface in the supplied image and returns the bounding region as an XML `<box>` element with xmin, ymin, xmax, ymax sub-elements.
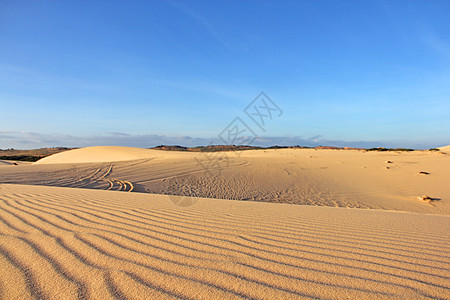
<box><xmin>0</xmin><ymin>160</ymin><xmax>31</xmax><ymax>167</ymax></box>
<box><xmin>0</xmin><ymin>146</ymin><xmax>449</xmax><ymax>298</ymax></box>
<box><xmin>439</xmin><ymin>145</ymin><xmax>450</xmax><ymax>152</ymax></box>
<box><xmin>0</xmin><ymin>184</ymin><xmax>449</xmax><ymax>299</ymax></box>
<box><xmin>34</xmin><ymin>146</ymin><xmax>162</xmax><ymax>164</ymax></box>
<box><xmin>1</xmin><ymin>146</ymin><xmax>449</xmax><ymax>214</ymax></box>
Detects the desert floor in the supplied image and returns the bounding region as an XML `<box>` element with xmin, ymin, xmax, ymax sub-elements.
<box><xmin>0</xmin><ymin>146</ymin><xmax>449</xmax><ymax>298</ymax></box>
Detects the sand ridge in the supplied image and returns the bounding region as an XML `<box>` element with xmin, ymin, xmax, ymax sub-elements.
<box><xmin>1</xmin><ymin>147</ymin><xmax>448</xmax><ymax>214</ymax></box>
<box><xmin>34</xmin><ymin>146</ymin><xmax>160</xmax><ymax>164</ymax></box>
<box><xmin>438</xmin><ymin>145</ymin><xmax>450</xmax><ymax>153</ymax></box>
<box><xmin>34</xmin><ymin>146</ymin><xmax>202</xmax><ymax>165</ymax></box>
<box><xmin>0</xmin><ymin>183</ymin><xmax>449</xmax><ymax>299</ymax></box>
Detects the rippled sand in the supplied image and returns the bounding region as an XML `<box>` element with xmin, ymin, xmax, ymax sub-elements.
<box><xmin>0</xmin><ymin>184</ymin><xmax>449</xmax><ymax>299</ymax></box>
<box><xmin>1</xmin><ymin>146</ymin><xmax>449</xmax><ymax>214</ymax></box>
<box><xmin>0</xmin><ymin>146</ymin><xmax>449</xmax><ymax>298</ymax></box>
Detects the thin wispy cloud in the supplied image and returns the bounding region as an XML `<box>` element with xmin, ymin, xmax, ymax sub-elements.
<box><xmin>0</xmin><ymin>131</ymin><xmax>211</xmax><ymax>149</ymax></box>
<box><xmin>421</xmin><ymin>31</ymin><xmax>450</xmax><ymax>60</ymax></box>
<box><xmin>166</xmin><ymin>1</ymin><xmax>235</xmax><ymax>51</ymax></box>
<box><xmin>144</xmin><ymin>76</ymin><xmax>252</xmax><ymax>101</ymax></box>
<box><xmin>0</xmin><ymin>64</ymin><xmax>112</xmax><ymax>93</ymax></box>
<box><xmin>2</xmin><ymin>131</ymin><xmax>433</xmax><ymax>150</ymax></box>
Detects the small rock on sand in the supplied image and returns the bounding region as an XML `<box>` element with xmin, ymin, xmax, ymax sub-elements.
<box><xmin>418</xmin><ymin>171</ymin><xmax>430</xmax><ymax>175</ymax></box>
<box><xmin>418</xmin><ymin>195</ymin><xmax>432</xmax><ymax>201</ymax></box>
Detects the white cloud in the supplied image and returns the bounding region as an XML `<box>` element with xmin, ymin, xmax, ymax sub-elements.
<box><xmin>0</xmin><ymin>131</ymin><xmax>399</xmax><ymax>150</ymax></box>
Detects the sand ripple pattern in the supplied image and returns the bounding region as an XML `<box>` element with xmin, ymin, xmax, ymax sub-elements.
<box><xmin>0</xmin><ymin>184</ymin><xmax>449</xmax><ymax>299</ymax></box>
<box><xmin>1</xmin><ymin>150</ymin><xmax>449</xmax><ymax>214</ymax></box>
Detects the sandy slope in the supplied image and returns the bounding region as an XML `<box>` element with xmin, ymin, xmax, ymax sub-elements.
<box><xmin>438</xmin><ymin>145</ymin><xmax>450</xmax><ymax>152</ymax></box>
<box><xmin>35</xmin><ymin>146</ymin><xmax>197</xmax><ymax>165</ymax></box>
<box><xmin>0</xmin><ymin>146</ymin><xmax>449</xmax><ymax>214</ymax></box>
<box><xmin>34</xmin><ymin>146</ymin><xmax>161</xmax><ymax>164</ymax></box>
<box><xmin>0</xmin><ymin>183</ymin><xmax>448</xmax><ymax>299</ymax></box>
<box><xmin>0</xmin><ymin>160</ymin><xmax>31</xmax><ymax>167</ymax></box>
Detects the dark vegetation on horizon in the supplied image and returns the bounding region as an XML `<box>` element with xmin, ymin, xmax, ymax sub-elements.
<box><xmin>0</xmin><ymin>147</ymin><xmax>73</xmax><ymax>162</ymax></box>
<box><xmin>0</xmin><ymin>146</ymin><xmax>441</xmax><ymax>162</ymax></box>
<box><xmin>152</xmin><ymin>145</ymin><xmax>315</xmax><ymax>152</ymax></box>
<box><xmin>365</xmin><ymin>147</ymin><xmax>415</xmax><ymax>152</ymax></box>
<box><xmin>151</xmin><ymin>145</ymin><xmax>439</xmax><ymax>152</ymax></box>
<box><xmin>0</xmin><ymin>155</ymin><xmax>43</xmax><ymax>162</ymax></box>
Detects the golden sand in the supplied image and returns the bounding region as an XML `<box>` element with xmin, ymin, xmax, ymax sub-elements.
<box><xmin>0</xmin><ymin>146</ymin><xmax>449</xmax><ymax>298</ymax></box>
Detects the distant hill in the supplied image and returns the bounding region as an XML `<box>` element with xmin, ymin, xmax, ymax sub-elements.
<box><xmin>4</xmin><ymin>144</ymin><xmax>444</xmax><ymax>162</ymax></box>
<box><xmin>151</xmin><ymin>145</ymin><xmax>301</xmax><ymax>152</ymax></box>
<box><xmin>151</xmin><ymin>145</ymin><xmax>366</xmax><ymax>152</ymax></box>
<box><xmin>0</xmin><ymin>147</ymin><xmax>74</xmax><ymax>162</ymax></box>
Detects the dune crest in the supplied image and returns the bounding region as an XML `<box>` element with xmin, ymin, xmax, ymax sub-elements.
<box><xmin>35</xmin><ymin>146</ymin><xmax>159</xmax><ymax>164</ymax></box>
<box><xmin>438</xmin><ymin>145</ymin><xmax>450</xmax><ymax>152</ymax></box>
<box><xmin>0</xmin><ymin>147</ymin><xmax>446</xmax><ymax>214</ymax></box>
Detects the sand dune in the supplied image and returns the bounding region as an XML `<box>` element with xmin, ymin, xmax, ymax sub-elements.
<box><xmin>0</xmin><ymin>183</ymin><xmax>448</xmax><ymax>299</ymax></box>
<box><xmin>438</xmin><ymin>145</ymin><xmax>450</xmax><ymax>153</ymax></box>
<box><xmin>34</xmin><ymin>146</ymin><xmax>156</xmax><ymax>164</ymax></box>
<box><xmin>1</xmin><ymin>147</ymin><xmax>448</xmax><ymax>214</ymax></box>
<box><xmin>1</xmin><ymin>147</ymin><xmax>449</xmax><ymax>298</ymax></box>
<box><xmin>35</xmin><ymin>146</ymin><xmax>162</xmax><ymax>164</ymax></box>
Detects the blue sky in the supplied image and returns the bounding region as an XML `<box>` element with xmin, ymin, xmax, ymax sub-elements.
<box><xmin>1</xmin><ymin>0</ymin><xmax>449</xmax><ymax>149</ymax></box>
